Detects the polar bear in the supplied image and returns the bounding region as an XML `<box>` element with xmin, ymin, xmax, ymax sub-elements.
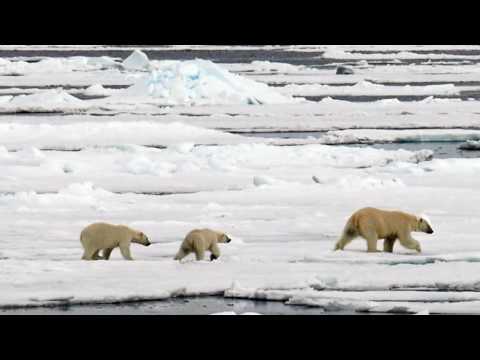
<box><xmin>334</xmin><ymin>207</ymin><xmax>433</xmax><ymax>253</ymax></box>
<box><xmin>80</xmin><ymin>223</ymin><xmax>151</xmax><ymax>261</ymax></box>
<box><xmin>174</xmin><ymin>229</ymin><xmax>232</xmax><ymax>262</ymax></box>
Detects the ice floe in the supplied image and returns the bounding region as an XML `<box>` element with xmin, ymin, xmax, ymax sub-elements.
<box><xmin>281</xmin><ymin>81</ymin><xmax>461</xmax><ymax>97</ymax></box>
<box><xmin>0</xmin><ymin>89</ymin><xmax>90</xmax><ymax>113</ymax></box>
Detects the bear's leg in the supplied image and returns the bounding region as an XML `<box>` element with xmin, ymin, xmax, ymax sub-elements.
<box><xmin>119</xmin><ymin>242</ymin><xmax>134</xmax><ymax>261</ymax></box>
<box><xmin>82</xmin><ymin>248</ymin><xmax>97</xmax><ymax>261</ymax></box>
<box><xmin>210</xmin><ymin>244</ymin><xmax>221</xmax><ymax>261</ymax></box>
<box><xmin>103</xmin><ymin>248</ymin><xmax>114</xmax><ymax>260</ymax></box>
<box><xmin>363</xmin><ymin>230</ymin><xmax>380</xmax><ymax>253</ymax></box>
<box><xmin>92</xmin><ymin>250</ymin><xmax>104</xmax><ymax>260</ymax></box>
<box><xmin>195</xmin><ymin>249</ymin><xmax>205</xmax><ymax>261</ymax></box>
<box><xmin>383</xmin><ymin>237</ymin><xmax>396</xmax><ymax>253</ymax></box>
<box><xmin>398</xmin><ymin>233</ymin><xmax>422</xmax><ymax>253</ymax></box>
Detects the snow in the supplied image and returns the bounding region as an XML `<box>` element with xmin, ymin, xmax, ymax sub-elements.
<box><xmin>210</xmin><ymin>311</ymin><xmax>261</xmax><ymax>315</ymax></box>
<box><xmin>0</xmin><ymin>122</ymin><xmax>256</xmax><ymax>151</ymax></box>
<box><xmin>0</xmin><ymin>142</ymin><xmax>438</xmax><ymax>194</ymax></box>
<box><xmin>2</xmin><ymin>163</ymin><xmax>480</xmax><ymax>312</ymax></box>
<box><xmin>1</xmin><ymin>147</ymin><xmax>480</xmax><ymax>311</ymax></box>
<box><xmin>1</xmin><ymin>45</ymin><xmax>480</xmax><ymax>314</ymax></box>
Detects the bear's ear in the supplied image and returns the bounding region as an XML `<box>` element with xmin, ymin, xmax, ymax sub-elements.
<box><xmin>419</xmin><ymin>214</ymin><xmax>432</xmax><ymax>225</ymax></box>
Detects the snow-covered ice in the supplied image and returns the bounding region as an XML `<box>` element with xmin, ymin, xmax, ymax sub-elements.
<box><xmin>0</xmin><ymin>56</ymin><xmax>121</xmax><ymax>76</ymax></box>
<box><xmin>280</xmin><ymin>81</ymin><xmax>462</xmax><ymax>97</ymax></box>
<box><xmin>1</xmin><ymin>45</ymin><xmax>480</xmax><ymax>314</ymax></box>
<box><xmin>0</xmin><ymin>89</ymin><xmax>90</xmax><ymax>113</ymax></box>
<box><xmin>0</xmin><ymin>143</ymin><xmax>436</xmax><ymax>193</ymax></box>
<box><xmin>0</xmin><ymin>121</ymin><xmax>259</xmax><ymax>151</ymax></box>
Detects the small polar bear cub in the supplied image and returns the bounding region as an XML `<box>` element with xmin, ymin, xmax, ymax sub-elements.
<box><xmin>174</xmin><ymin>229</ymin><xmax>232</xmax><ymax>262</ymax></box>
<box><xmin>80</xmin><ymin>223</ymin><xmax>151</xmax><ymax>261</ymax></box>
<box><xmin>335</xmin><ymin>207</ymin><xmax>434</xmax><ymax>253</ymax></box>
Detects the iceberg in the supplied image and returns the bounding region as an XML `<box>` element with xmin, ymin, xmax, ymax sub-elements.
<box><xmin>458</xmin><ymin>140</ymin><xmax>480</xmax><ymax>151</ymax></box>
<box><xmin>119</xmin><ymin>59</ymin><xmax>298</xmax><ymax>106</ymax></box>
<box><xmin>122</xmin><ymin>50</ymin><xmax>152</xmax><ymax>71</ymax></box>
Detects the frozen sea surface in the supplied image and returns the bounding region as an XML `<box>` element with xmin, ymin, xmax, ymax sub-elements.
<box><xmin>1</xmin><ymin>45</ymin><xmax>480</xmax><ymax>315</ymax></box>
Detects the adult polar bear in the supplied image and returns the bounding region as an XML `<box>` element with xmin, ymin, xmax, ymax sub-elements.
<box><xmin>335</xmin><ymin>207</ymin><xmax>434</xmax><ymax>253</ymax></box>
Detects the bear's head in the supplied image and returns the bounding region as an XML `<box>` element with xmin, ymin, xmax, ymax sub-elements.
<box><xmin>134</xmin><ymin>231</ymin><xmax>151</xmax><ymax>246</ymax></box>
<box><xmin>417</xmin><ymin>217</ymin><xmax>434</xmax><ymax>234</ymax></box>
<box><xmin>218</xmin><ymin>233</ymin><xmax>232</xmax><ymax>244</ymax></box>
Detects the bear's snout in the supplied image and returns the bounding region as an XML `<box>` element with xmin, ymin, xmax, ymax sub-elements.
<box><xmin>226</xmin><ymin>237</ymin><xmax>232</xmax><ymax>243</ymax></box>
<box><xmin>427</xmin><ymin>228</ymin><xmax>434</xmax><ymax>234</ymax></box>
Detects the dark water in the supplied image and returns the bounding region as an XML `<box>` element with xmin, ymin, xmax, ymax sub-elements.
<box><xmin>0</xmin><ymin>48</ymin><xmax>328</xmax><ymax>66</ymax></box>
<box><xmin>2</xmin><ymin>46</ymin><xmax>478</xmax><ymax>67</ymax></box>
<box><xmin>245</xmin><ymin>132</ymin><xmax>480</xmax><ymax>159</ymax></box>
<box><xmin>302</xmin><ymin>92</ymin><xmax>480</xmax><ymax>102</ymax></box>
<box><xmin>0</xmin><ymin>297</ymin><xmax>369</xmax><ymax>316</ymax></box>
<box><xmin>349</xmin><ymin>141</ymin><xmax>480</xmax><ymax>159</ymax></box>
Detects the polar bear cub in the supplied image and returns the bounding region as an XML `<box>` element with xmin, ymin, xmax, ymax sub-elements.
<box><xmin>335</xmin><ymin>207</ymin><xmax>434</xmax><ymax>253</ymax></box>
<box><xmin>174</xmin><ymin>229</ymin><xmax>232</xmax><ymax>262</ymax></box>
<box><xmin>80</xmin><ymin>223</ymin><xmax>151</xmax><ymax>261</ymax></box>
